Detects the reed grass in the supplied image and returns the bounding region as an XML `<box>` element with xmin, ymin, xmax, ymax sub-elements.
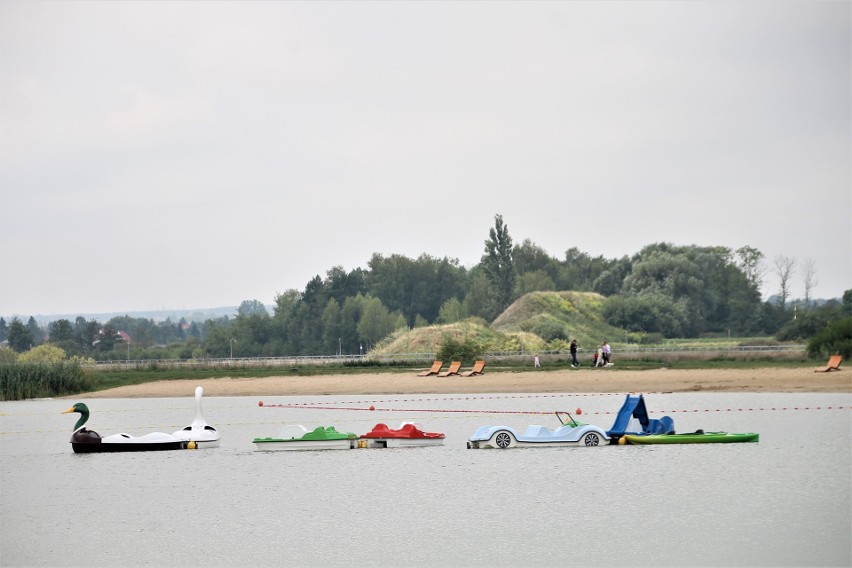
<box><xmin>0</xmin><ymin>362</ymin><xmax>96</xmax><ymax>401</ymax></box>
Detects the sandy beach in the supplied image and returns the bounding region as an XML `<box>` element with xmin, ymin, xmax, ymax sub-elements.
<box><xmin>74</xmin><ymin>366</ymin><xmax>851</xmax><ymax>398</ymax></box>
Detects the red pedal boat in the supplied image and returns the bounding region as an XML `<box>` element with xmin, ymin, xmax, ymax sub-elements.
<box><xmin>360</xmin><ymin>422</ymin><xmax>445</xmax><ymax>448</ymax></box>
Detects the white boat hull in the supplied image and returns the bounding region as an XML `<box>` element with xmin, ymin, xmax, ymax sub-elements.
<box><xmin>172</xmin><ymin>429</ymin><xmax>221</xmax><ymax>448</ymax></box>
<box><xmin>361</xmin><ymin>438</ymin><xmax>445</xmax><ymax>448</ymax></box>
<box><xmin>101</xmin><ymin>432</ymin><xmax>179</xmax><ymax>444</ymax></box>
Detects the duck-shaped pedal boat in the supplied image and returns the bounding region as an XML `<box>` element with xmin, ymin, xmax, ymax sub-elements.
<box><xmin>253</xmin><ymin>425</ymin><xmax>358</xmax><ymax>451</ymax></box>
<box><xmin>63</xmin><ymin>403</ymin><xmax>188</xmax><ymax>453</ymax></box>
<box><xmin>171</xmin><ymin>386</ymin><xmax>221</xmax><ymax>448</ymax></box>
<box><xmin>359</xmin><ymin>422</ymin><xmax>445</xmax><ymax>448</ymax></box>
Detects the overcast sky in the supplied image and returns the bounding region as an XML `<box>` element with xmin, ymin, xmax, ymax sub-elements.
<box><xmin>1</xmin><ymin>1</ymin><xmax>850</xmax><ymax>319</ymax></box>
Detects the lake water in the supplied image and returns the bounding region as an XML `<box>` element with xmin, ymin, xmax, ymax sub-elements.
<box><xmin>1</xmin><ymin>392</ymin><xmax>850</xmax><ymax>567</ymax></box>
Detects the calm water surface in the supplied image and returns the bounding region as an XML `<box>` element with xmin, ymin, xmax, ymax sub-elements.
<box><xmin>1</xmin><ymin>392</ymin><xmax>850</xmax><ymax>567</ymax></box>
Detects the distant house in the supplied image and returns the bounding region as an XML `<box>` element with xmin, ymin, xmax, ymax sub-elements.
<box><xmin>93</xmin><ymin>328</ymin><xmax>129</xmax><ymax>347</ymax></box>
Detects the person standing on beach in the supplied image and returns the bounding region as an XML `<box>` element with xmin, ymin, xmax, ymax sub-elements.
<box><xmin>534</xmin><ymin>354</ymin><xmax>541</xmax><ymax>368</ymax></box>
<box><xmin>602</xmin><ymin>341</ymin><xmax>611</xmax><ymax>365</ymax></box>
<box><xmin>595</xmin><ymin>344</ymin><xmax>605</xmax><ymax>367</ymax></box>
<box><xmin>570</xmin><ymin>339</ymin><xmax>580</xmax><ymax>367</ymax></box>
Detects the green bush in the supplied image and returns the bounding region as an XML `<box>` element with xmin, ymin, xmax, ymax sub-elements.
<box><xmin>437</xmin><ymin>334</ymin><xmax>482</xmax><ymax>365</ymax></box>
<box><xmin>603</xmin><ymin>294</ymin><xmax>688</xmax><ymax>337</ymax></box>
<box><xmin>807</xmin><ymin>317</ymin><xmax>852</xmax><ymax>359</ymax></box>
<box><xmin>18</xmin><ymin>344</ymin><xmax>67</xmax><ymax>363</ymax></box>
<box><xmin>530</xmin><ymin>319</ymin><xmax>568</xmax><ymax>342</ymax></box>
<box><xmin>639</xmin><ymin>332</ymin><xmax>664</xmax><ymax>345</ymax></box>
<box><xmin>777</xmin><ymin>308</ymin><xmax>838</xmax><ymax>341</ymax></box>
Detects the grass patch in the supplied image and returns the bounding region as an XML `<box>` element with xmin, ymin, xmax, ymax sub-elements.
<box><xmin>89</xmin><ymin>362</ymin><xmax>417</xmax><ymax>391</ymax></box>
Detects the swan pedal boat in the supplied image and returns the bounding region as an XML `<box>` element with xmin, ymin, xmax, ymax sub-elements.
<box><xmin>467</xmin><ymin>412</ymin><xmax>609</xmax><ymax>449</ymax></box>
<box><xmin>360</xmin><ymin>422</ymin><xmax>445</xmax><ymax>448</ymax></box>
<box><xmin>621</xmin><ymin>431</ymin><xmax>759</xmax><ymax>444</ymax></box>
<box><xmin>253</xmin><ymin>425</ymin><xmax>358</xmax><ymax>451</ymax></box>
<box><xmin>171</xmin><ymin>386</ymin><xmax>221</xmax><ymax>448</ymax></box>
<box><xmin>63</xmin><ymin>386</ymin><xmax>220</xmax><ymax>453</ymax></box>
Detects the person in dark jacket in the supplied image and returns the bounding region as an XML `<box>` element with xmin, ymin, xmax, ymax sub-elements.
<box><xmin>570</xmin><ymin>339</ymin><xmax>580</xmax><ymax>367</ymax></box>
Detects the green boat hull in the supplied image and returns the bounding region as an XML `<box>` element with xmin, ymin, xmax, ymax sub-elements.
<box><xmin>623</xmin><ymin>432</ymin><xmax>759</xmax><ymax>444</ymax></box>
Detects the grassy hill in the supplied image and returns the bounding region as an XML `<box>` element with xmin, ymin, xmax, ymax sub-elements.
<box><xmin>373</xmin><ymin>290</ymin><xmax>631</xmax><ymax>355</ymax></box>
<box><xmin>492</xmin><ymin>291</ymin><xmax>629</xmax><ymax>347</ymax></box>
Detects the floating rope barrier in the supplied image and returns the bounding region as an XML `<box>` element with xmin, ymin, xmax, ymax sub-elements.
<box><xmin>273</xmin><ymin>392</ymin><xmax>627</xmax><ymax>407</ymax></box>
<box><xmin>261</xmin><ymin>403</ymin><xmax>556</xmax><ymax>415</ymax></box>
<box><xmin>261</xmin><ymin>402</ymin><xmax>849</xmax><ymax>415</ymax></box>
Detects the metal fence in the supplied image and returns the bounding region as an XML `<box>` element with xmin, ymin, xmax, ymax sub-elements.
<box><xmin>91</xmin><ymin>344</ymin><xmax>807</xmax><ymax>370</ymax></box>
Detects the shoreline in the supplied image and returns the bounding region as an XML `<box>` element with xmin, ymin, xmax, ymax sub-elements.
<box><xmin>70</xmin><ymin>367</ymin><xmax>851</xmax><ymax>398</ymax></box>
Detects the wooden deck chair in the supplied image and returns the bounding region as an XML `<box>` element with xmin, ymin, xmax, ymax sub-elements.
<box><xmin>814</xmin><ymin>355</ymin><xmax>842</xmax><ymax>372</ymax></box>
<box><xmin>460</xmin><ymin>360</ymin><xmax>486</xmax><ymax>377</ymax></box>
<box><xmin>417</xmin><ymin>361</ymin><xmax>443</xmax><ymax>377</ymax></box>
<box><xmin>437</xmin><ymin>361</ymin><xmax>462</xmax><ymax>377</ymax></box>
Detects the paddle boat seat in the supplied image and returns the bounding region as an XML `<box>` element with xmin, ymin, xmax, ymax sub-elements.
<box><xmin>523</xmin><ymin>425</ymin><xmax>560</xmax><ymax>438</ymax></box>
<box><xmin>646</xmin><ymin>416</ymin><xmax>675</xmax><ymax>435</ymax></box>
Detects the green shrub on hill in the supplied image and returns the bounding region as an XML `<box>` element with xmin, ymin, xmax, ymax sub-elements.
<box><xmin>436</xmin><ymin>334</ymin><xmax>482</xmax><ymax>364</ymax></box>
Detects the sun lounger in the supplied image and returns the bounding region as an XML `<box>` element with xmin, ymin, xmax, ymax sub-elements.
<box><xmin>460</xmin><ymin>360</ymin><xmax>486</xmax><ymax>377</ymax></box>
<box><xmin>417</xmin><ymin>361</ymin><xmax>444</xmax><ymax>377</ymax></box>
<box><xmin>815</xmin><ymin>355</ymin><xmax>842</xmax><ymax>372</ymax></box>
<box><xmin>437</xmin><ymin>361</ymin><xmax>462</xmax><ymax>377</ymax></box>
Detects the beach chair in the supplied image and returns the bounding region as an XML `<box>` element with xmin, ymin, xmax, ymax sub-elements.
<box><xmin>814</xmin><ymin>355</ymin><xmax>842</xmax><ymax>373</ymax></box>
<box><xmin>437</xmin><ymin>361</ymin><xmax>462</xmax><ymax>377</ymax></box>
<box><xmin>460</xmin><ymin>360</ymin><xmax>486</xmax><ymax>377</ymax></box>
<box><xmin>417</xmin><ymin>361</ymin><xmax>444</xmax><ymax>377</ymax></box>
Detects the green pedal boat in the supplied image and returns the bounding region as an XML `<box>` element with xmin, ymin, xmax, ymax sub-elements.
<box><xmin>621</xmin><ymin>430</ymin><xmax>759</xmax><ymax>445</ymax></box>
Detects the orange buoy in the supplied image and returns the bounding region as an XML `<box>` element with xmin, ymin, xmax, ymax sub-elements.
<box><xmin>575</xmin><ymin>408</ymin><xmax>582</xmax><ymax>415</ymax></box>
<box><xmin>369</xmin><ymin>405</ymin><xmax>375</xmax><ymax>411</ymax></box>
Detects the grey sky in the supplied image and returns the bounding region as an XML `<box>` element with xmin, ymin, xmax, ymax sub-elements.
<box><xmin>1</xmin><ymin>1</ymin><xmax>850</xmax><ymax>318</ymax></box>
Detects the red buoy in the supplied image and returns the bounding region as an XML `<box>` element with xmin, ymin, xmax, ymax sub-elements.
<box><xmin>369</xmin><ymin>405</ymin><xmax>375</xmax><ymax>411</ymax></box>
<box><xmin>575</xmin><ymin>408</ymin><xmax>582</xmax><ymax>415</ymax></box>
<box><xmin>258</xmin><ymin>401</ymin><xmax>264</xmax><ymax>407</ymax></box>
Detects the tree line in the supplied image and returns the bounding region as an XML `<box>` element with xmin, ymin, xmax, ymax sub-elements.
<box><xmin>2</xmin><ymin>214</ymin><xmax>849</xmax><ymax>361</ymax></box>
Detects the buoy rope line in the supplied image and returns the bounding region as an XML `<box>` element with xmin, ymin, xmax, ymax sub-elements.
<box><xmin>265</xmin><ymin>392</ymin><xmax>627</xmax><ymax>407</ymax></box>
<box><xmin>262</xmin><ymin>403</ymin><xmax>850</xmax><ymax>415</ymax></box>
<box><xmin>263</xmin><ymin>404</ymin><xmax>558</xmax><ymax>415</ymax></box>
<box><xmin>1</xmin><ymin>393</ymin><xmax>849</xmax><ymax>418</ymax></box>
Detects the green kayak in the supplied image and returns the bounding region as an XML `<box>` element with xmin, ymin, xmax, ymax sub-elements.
<box><xmin>622</xmin><ymin>431</ymin><xmax>759</xmax><ymax>444</ymax></box>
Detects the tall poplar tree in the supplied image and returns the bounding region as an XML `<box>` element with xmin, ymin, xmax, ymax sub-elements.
<box><xmin>482</xmin><ymin>214</ymin><xmax>515</xmax><ymax>319</ymax></box>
